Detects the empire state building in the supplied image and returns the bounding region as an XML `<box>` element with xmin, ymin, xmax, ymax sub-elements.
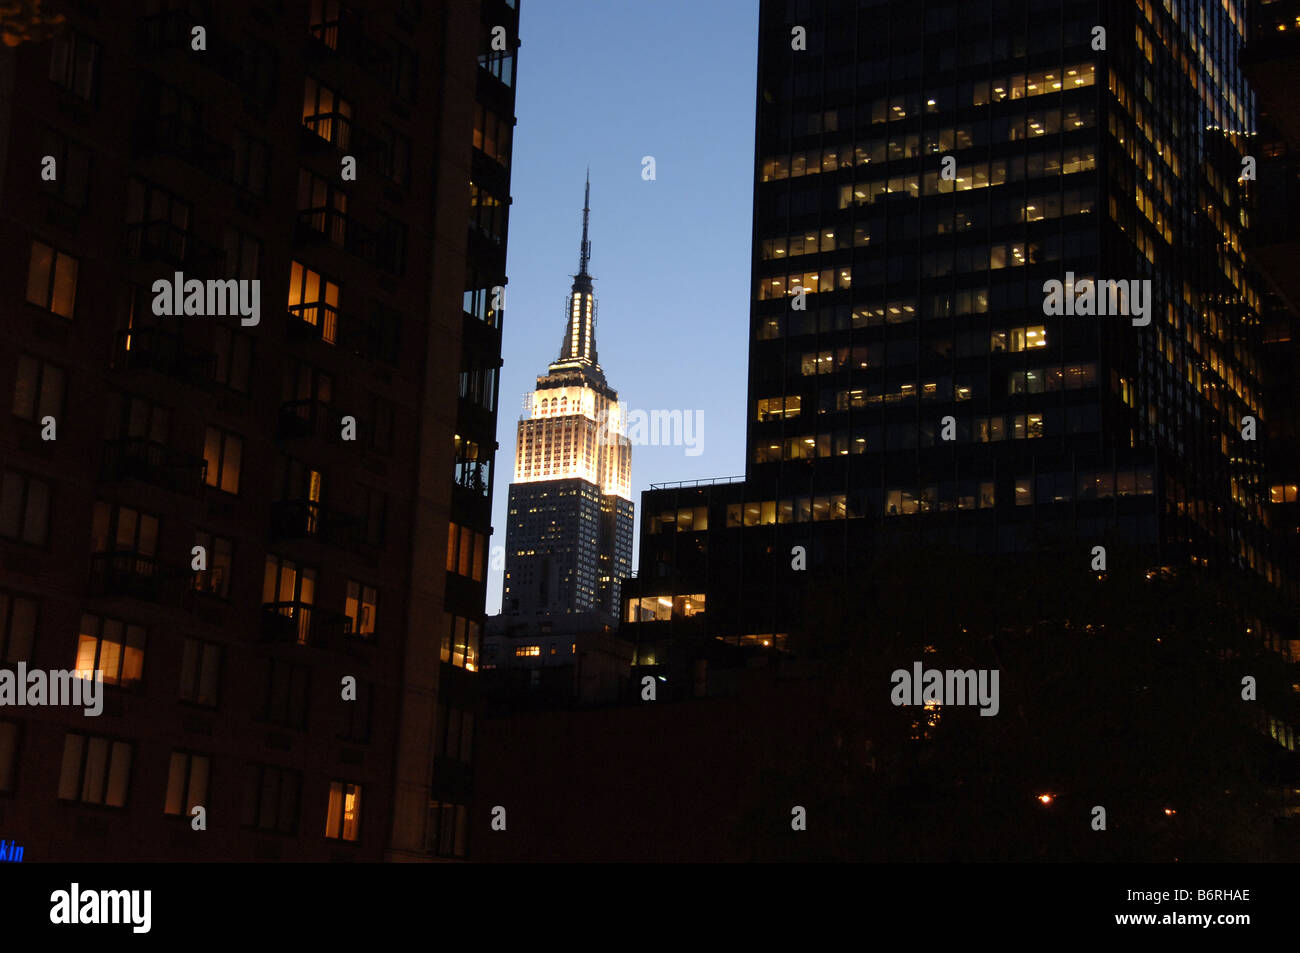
<box><xmin>502</xmin><ymin>176</ymin><xmax>633</xmax><ymax>622</ymax></box>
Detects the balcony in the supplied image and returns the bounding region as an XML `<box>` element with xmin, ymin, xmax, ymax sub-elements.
<box><xmin>124</xmin><ymin>220</ymin><xmax>224</xmax><ymax>271</ymax></box>
<box><xmin>339</xmin><ymin>313</ymin><xmax>379</xmax><ymax>360</ymax></box>
<box><xmin>287</xmin><ymin>303</ymin><xmax>340</xmax><ymax>345</ymax></box>
<box><xmin>277</xmin><ymin>399</ymin><xmax>334</xmax><ymax>441</ymax></box>
<box><xmin>270</xmin><ymin>500</ymin><xmax>362</xmax><ymax>547</ymax></box>
<box><xmin>270</xmin><ymin>500</ymin><xmax>325</xmax><ymax>540</ymax></box>
<box><xmin>135</xmin><ymin>10</ymin><xmax>242</xmax><ymax>83</ymax></box>
<box><xmin>260</xmin><ymin>601</ymin><xmax>313</xmax><ymax>645</ymax></box>
<box><xmin>89</xmin><ymin>551</ymin><xmax>162</xmax><ymax>601</ymax></box>
<box><xmin>296</xmin><ymin>206</ymin><xmax>349</xmax><ymax>248</ymax></box>
<box><xmin>101</xmin><ymin>437</ymin><xmax>207</xmax><ymax>496</ymax></box>
<box><xmin>133</xmin><ymin>113</ymin><xmax>234</xmax><ymax>181</ymax></box>
<box><xmin>306</xmin><ymin>9</ymin><xmax>393</xmax><ymax>85</ymax></box>
<box><xmin>113</xmin><ymin>327</ymin><xmax>215</xmax><ymax>387</ymax></box>
<box><xmin>260</xmin><ymin>601</ymin><xmax>348</xmax><ymax>647</ymax></box>
<box><xmin>302</xmin><ymin>110</ymin><xmax>353</xmax><ymax>151</ymax></box>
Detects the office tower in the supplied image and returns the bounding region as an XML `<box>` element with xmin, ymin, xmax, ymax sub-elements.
<box><xmin>501</xmin><ymin>176</ymin><xmax>634</xmax><ymax>625</ymax></box>
<box><xmin>626</xmin><ymin>0</ymin><xmax>1295</xmax><ymax>755</ymax></box>
<box><xmin>0</xmin><ymin>0</ymin><xmax>518</xmax><ymax>861</ymax></box>
<box><xmin>1244</xmin><ymin>0</ymin><xmax>1300</xmax><ymax>557</ymax></box>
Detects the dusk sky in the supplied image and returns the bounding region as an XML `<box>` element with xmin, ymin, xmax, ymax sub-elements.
<box><xmin>489</xmin><ymin>0</ymin><xmax>759</xmax><ymax>612</ymax></box>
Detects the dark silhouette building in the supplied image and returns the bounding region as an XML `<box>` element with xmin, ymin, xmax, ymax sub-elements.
<box><xmin>0</xmin><ymin>0</ymin><xmax>519</xmax><ymax>861</ymax></box>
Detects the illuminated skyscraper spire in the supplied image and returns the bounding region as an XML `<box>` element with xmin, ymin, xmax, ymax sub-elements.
<box><xmin>555</xmin><ymin>171</ymin><xmax>601</xmax><ymax>377</ymax></box>
<box><xmin>505</xmin><ymin>169</ymin><xmax>632</xmax><ymax>623</ymax></box>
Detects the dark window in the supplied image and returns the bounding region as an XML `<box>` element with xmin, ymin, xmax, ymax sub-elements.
<box><xmin>0</xmin><ymin>470</ymin><xmax>51</xmax><ymax>545</ymax></box>
<box><xmin>57</xmin><ymin>734</ymin><xmax>132</xmax><ymax>806</ymax></box>
<box><xmin>203</xmin><ymin>427</ymin><xmax>243</xmax><ymax>494</ymax></box>
<box><xmin>377</xmin><ymin>213</ymin><xmax>407</xmax><ymax>275</ymax></box>
<box><xmin>0</xmin><ymin>592</ymin><xmax>37</xmax><ymax>664</ymax></box>
<box><xmin>48</xmin><ymin>31</ymin><xmax>100</xmax><ymax>101</ymax></box>
<box><xmin>223</xmin><ymin>228</ymin><xmax>262</xmax><ymax>281</ymax></box>
<box><xmin>340</xmin><ymin>676</ymin><xmax>371</xmax><ymax>743</ymax></box>
<box><xmin>380</xmin><ymin>124</ymin><xmax>411</xmax><ymax>187</ymax></box>
<box><xmin>243</xmin><ymin>764</ymin><xmax>301</xmax><ymax>834</ymax></box>
<box><xmin>0</xmin><ymin>722</ymin><xmax>18</xmax><ymax>792</ymax></box>
<box><xmin>110</xmin><ymin>393</ymin><xmax>169</xmax><ymax>443</ymax></box>
<box><xmin>263</xmin><ymin>658</ymin><xmax>310</xmax><ymax>729</ymax></box>
<box><xmin>37</xmin><ymin>127</ymin><xmax>90</xmax><ymax>207</ymax></box>
<box><xmin>390</xmin><ymin>43</ymin><xmax>417</xmax><ymax>102</ymax></box>
<box><xmin>356</xmin><ymin>485</ymin><xmax>387</xmax><ymax>545</ymax></box>
<box><xmin>125</xmin><ymin>178</ymin><xmax>191</xmax><ymax>261</ymax></box>
<box><xmin>178</xmin><ymin>637</ymin><xmax>221</xmax><ymax>707</ymax></box>
<box><xmin>233</xmin><ymin>131</ymin><xmax>269</xmax><ymax>197</ymax></box>
<box><xmin>365</xmin><ymin>394</ymin><xmax>394</xmax><ymax>454</ymax></box>
<box><xmin>12</xmin><ymin>353</ymin><xmax>64</xmax><ymax>423</ymax></box>
<box><xmin>369</xmin><ymin>303</ymin><xmax>402</xmax><ymax>365</ymax></box>
<box><xmin>213</xmin><ymin>325</ymin><xmax>254</xmax><ymax>394</ymax></box>
<box><xmin>193</xmin><ymin>531</ymin><xmax>233</xmax><ymax>598</ymax></box>
<box><xmin>427</xmin><ymin>800</ymin><xmax>468</xmax><ymax>857</ymax></box>
<box><xmin>238</xmin><ymin>34</ymin><xmax>278</xmax><ymax>105</ymax></box>
<box><xmin>163</xmin><ymin>751</ymin><xmax>209</xmax><ymax>817</ymax></box>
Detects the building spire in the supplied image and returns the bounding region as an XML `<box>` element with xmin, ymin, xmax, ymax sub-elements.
<box><xmin>554</xmin><ymin>171</ymin><xmax>601</xmax><ymax>377</ymax></box>
<box><xmin>578</xmin><ymin>167</ymin><xmax>592</xmax><ymax>277</ymax></box>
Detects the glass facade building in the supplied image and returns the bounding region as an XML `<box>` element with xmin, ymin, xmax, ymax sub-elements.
<box><xmin>626</xmin><ymin>0</ymin><xmax>1297</xmax><ymax>761</ymax></box>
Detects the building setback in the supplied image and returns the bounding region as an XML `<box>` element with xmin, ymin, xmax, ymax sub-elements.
<box><xmin>501</xmin><ymin>176</ymin><xmax>633</xmax><ymax>626</ymax></box>
<box><xmin>0</xmin><ymin>0</ymin><xmax>519</xmax><ymax>861</ymax></box>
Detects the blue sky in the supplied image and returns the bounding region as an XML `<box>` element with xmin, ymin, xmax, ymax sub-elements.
<box><xmin>487</xmin><ymin>0</ymin><xmax>759</xmax><ymax>613</ymax></box>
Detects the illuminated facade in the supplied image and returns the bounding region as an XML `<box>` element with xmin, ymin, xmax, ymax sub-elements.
<box><xmin>0</xmin><ymin>0</ymin><xmax>519</xmax><ymax>862</ymax></box>
<box><xmin>504</xmin><ymin>178</ymin><xmax>633</xmax><ymax>622</ymax></box>
<box><xmin>626</xmin><ymin>0</ymin><xmax>1300</xmax><ymax>752</ymax></box>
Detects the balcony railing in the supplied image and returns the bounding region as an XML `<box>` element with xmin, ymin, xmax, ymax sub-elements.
<box><xmin>260</xmin><ymin>601</ymin><xmax>314</xmax><ymax>645</ymax></box>
<box><xmin>101</xmin><ymin>436</ymin><xmax>207</xmax><ymax>496</ymax></box>
<box><xmin>269</xmin><ymin>500</ymin><xmax>363</xmax><ymax>548</ymax></box>
<box><xmin>261</xmin><ymin>601</ymin><xmax>349</xmax><ymax>647</ymax></box>
<box><xmin>136</xmin><ymin>10</ymin><xmax>242</xmax><ymax>82</ymax></box>
<box><xmin>124</xmin><ymin>220</ymin><xmax>224</xmax><ymax>269</ymax></box>
<box><xmin>89</xmin><ymin>551</ymin><xmax>161</xmax><ymax>601</ymax></box>
<box><xmin>270</xmin><ymin>500</ymin><xmax>324</xmax><ymax>539</ymax></box>
<box><xmin>302</xmin><ymin>110</ymin><xmax>352</xmax><ymax>150</ymax></box>
<box><xmin>287</xmin><ymin>303</ymin><xmax>340</xmax><ymax>344</ymax></box>
<box><xmin>296</xmin><ymin>206</ymin><xmax>348</xmax><ymax>247</ymax></box>
<box><xmin>339</xmin><ymin>314</ymin><xmax>378</xmax><ymax>360</ymax></box>
<box><xmin>307</xmin><ymin>9</ymin><xmax>393</xmax><ymax>83</ymax></box>
<box><xmin>113</xmin><ymin>327</ymin><xmax>215</xmax><ymax>386</ymax></box>
<box><xmin>277</xmin><ymin>399</ymin><xmax>333</xmax><ymax>440</ymax></box>
<box><xmin>134</xmin><ymin>114</ymin><xmax>234</xmax><ymax>181</ymax></box>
